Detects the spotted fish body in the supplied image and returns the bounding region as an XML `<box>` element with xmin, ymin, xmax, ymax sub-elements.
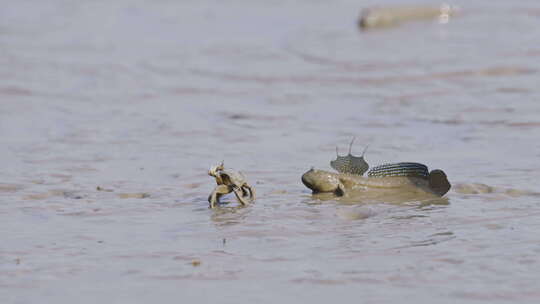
<box><xmin>368</xmin><ymin>162</ymin><xmax>429</xmax><ymax>178</ymax></box>
<box><xmin>331</xmin><ymin>154</ymin><xmax>369</xmax><ymax>175</ymax></box>
<box><xmin>331</xmin><ymin>139</ymin><xmax>369</xmax><ymax>175</ymax></box>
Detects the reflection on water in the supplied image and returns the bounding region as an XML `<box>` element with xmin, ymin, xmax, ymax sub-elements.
<box><xmin>2</xmin><ymin>0</ymin><xmax>540</xmax><ymax>303</ymax></box>
<box><xmin>308</xmin><ymin>189</ymin><xmax>451</xmax><ymax>206</ymax></box>
<box><xmin>210</xmin><ymin>205</ymin><xmax>252</xmax><ymax>227</ymax></box>
<box><xmin>394</xmin><ymin>231</ymin><xmax>456</xmax><ymax>249</ymax></box>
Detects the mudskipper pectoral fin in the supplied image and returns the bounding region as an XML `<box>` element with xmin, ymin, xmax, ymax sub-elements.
<box><xmin>334</xmin><ymin>182</ymin><xmax>346</xmax><ymax>197</ymax></box>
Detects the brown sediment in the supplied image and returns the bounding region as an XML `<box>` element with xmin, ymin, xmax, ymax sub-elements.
<box><xmin>454</xmin><ymin>183</ymin><xmax>540</xmax><ymax>197</ymax></box>
<box><xmin>454</xmin><ymin>183</ymin><xmax>494</xmax><ymax>194</ymax></box>
<box><xmin>0</xmin><ymin>86</ymin><xmax>33</xmax><ymax>96</ymax></box>
<box><xmin>0</xmin><ymin>183</ymin><xmax>24</xmax><ymax>193</ymax></box>
<box><xmin>190</xmin><ymin>66</ymin><xmax>535</xmax><ymax>86</ymax></box>
<box><xmin>22</xmin><ymin>190</ymin><xmax>83</xmax><ymax>200</ymax></box>
<box><xmin>183</xmin><ymin>182</ymin><xmax>203</xmax><ymax>189</ymax></box>
<box><xmin>382</xmin><ymin>90</ymin><xmax>452</xmax><ymax>103</ymax></box>
<box><xmin>149</xmin><ymin>273</ymin><xmax>240</xmax><ymax>281</ymax></box>
<box><xmin>96</xmin><ymin>186</ymin><xmax>114</xmax><ymax>192</ymax></box>
<box><xmin>117</xmin><ymin>193</ymin><xmax>151</xmax><ymax>199</ymax></box>
<box><xmin>358</xmin><ymin>5</ymin><xmax>457</xmax><ymax>29</ymax></box>
<box><xmin>507</xmin><ymin>122</ymin><xmax>540</xmax><ymax>128</ymax></box>
<box><xmin>285</xmin><ymin>47</ymin><xmax>424</xmax><ymax>72</ymax></box>
<box><xmin>422</xmin><ymin>118</ymin><xmax>540</xmax><ymax>128</ymax></box>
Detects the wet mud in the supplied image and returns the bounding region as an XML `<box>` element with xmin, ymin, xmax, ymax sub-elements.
<box><xmin>2</xmin><ymin>0</ymin><xmax>540</xmax><ymax>303</ymax></box>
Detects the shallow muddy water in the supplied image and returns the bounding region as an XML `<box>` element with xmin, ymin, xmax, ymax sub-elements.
<box><xmin>2</xmin><ymin>0</ymin><xmax>540</xmax><ymax>303</ymax></box>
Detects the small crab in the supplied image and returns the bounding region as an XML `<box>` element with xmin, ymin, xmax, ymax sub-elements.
<box><xmin>207</xmin><ymin>162</ymin><xmax>255</xmax><ymax>208</ymax></box>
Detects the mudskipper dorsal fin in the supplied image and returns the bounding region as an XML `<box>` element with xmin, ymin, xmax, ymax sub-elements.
<box><xmin>367</xmin><ymin>162</ymin><xmax>429</xmax><ymax>178</ymax></box>
<box><xmin>330</xmin><ymin>137</ymin><xmax>369</xmax><ymax>175</ymax></box>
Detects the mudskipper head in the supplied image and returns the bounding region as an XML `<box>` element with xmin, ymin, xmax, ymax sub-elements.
<box><xmin>330</xmin><ymin>137</ymin><xmax>369</xmax><ymax>175</ymax></box>
<box><xmin>301</xmin><ymin>168</ymin><xmax>343</xmax><ymax>194</ymax></box>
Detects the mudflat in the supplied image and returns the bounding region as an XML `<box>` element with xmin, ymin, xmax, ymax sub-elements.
<box><xmin>2</xmin><ymin>1</ymin><xmax>540</xmax><ymax>303</ymax></box>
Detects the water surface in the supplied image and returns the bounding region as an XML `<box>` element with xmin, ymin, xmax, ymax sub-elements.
<box><xmin>1</xmin><ymin>0</ymin><xmax>540</xmax><ymax>303</ymax></box>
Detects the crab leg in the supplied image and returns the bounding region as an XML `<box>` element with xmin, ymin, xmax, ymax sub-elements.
<box><xmin>232</xmin><ymin>187</ymin><xmax>251</xmax><ymax>206</ymax></box>
<box><xmin>243</xmin><ymin>185</ymin><xmax>255</xmax><ymax>201</ymax></box>
<box><xmin>208</xmin><ymin>184</ymin><xmax>231</xmax><ymax>208</ymax></box>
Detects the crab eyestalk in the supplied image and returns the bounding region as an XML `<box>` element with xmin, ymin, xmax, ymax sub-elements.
<box><xmin>208</xmin><ymin>162</ymin><xmax>225</xmax><ymax>177</ymax></box>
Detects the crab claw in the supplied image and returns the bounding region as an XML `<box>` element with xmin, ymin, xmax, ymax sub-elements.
<box><xmin>208</xmin><ymin>166</ymin><xmax>218</xmax><ymax>177</ymax></box>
